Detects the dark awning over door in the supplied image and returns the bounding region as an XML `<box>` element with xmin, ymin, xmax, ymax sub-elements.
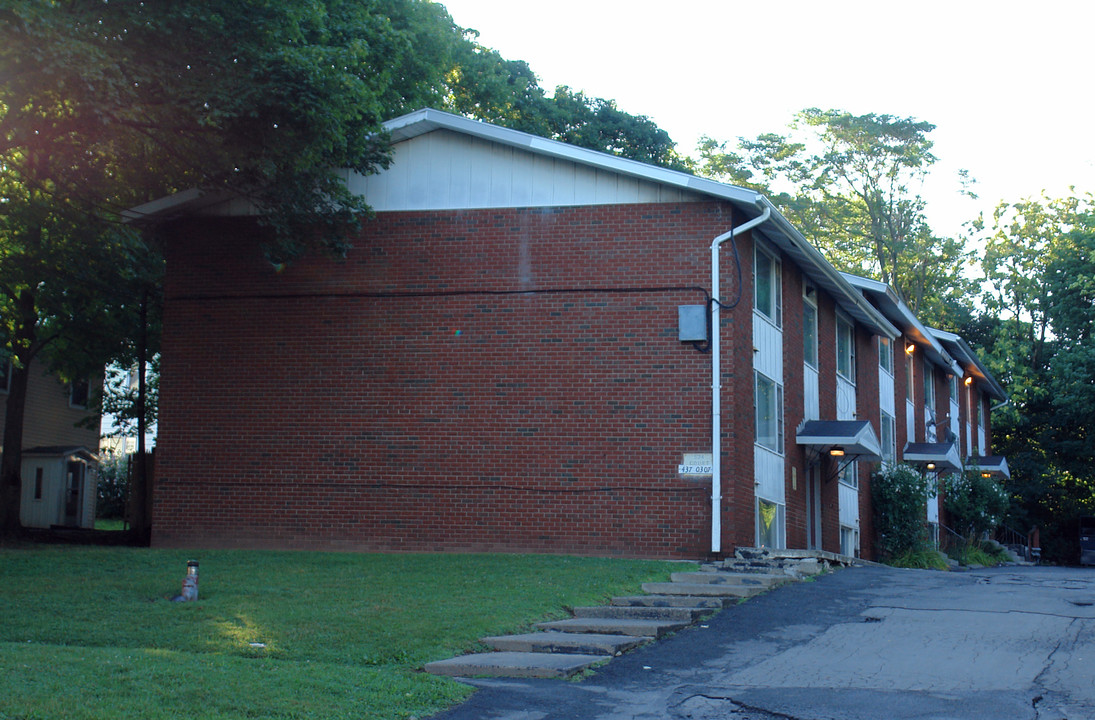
<box><xmin>796</xmin><ymin>420</ymin><xmax>882</xmax><ymax>462</ymax></box>
<box><xmin>903</xmin><ymin>442</ymin><xmax>962</xmax><ymax>472</ymax></box>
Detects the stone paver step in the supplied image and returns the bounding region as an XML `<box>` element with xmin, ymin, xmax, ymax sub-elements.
<box><xmin>642</xmin><ymin>581</ymin><xmax>770</xmax><ymax>598</ymax></box>
<box><xmin>670</xmin><ymin>571</ymin><xmax>788</xmax><ymax>587</ymax></box>
<box><xmin>572</xmin><ymin>604</ymin><xmax>710</xmax><ymax>622</ymax></box>
<box><xmin>612</xmin><ymin>594</ymin><xmax>727</xmax><ymax>609</ymax></box>
<box><xmin>537</xmin><ymin>616</ymin><xmax>689</xmax><ymax>638</ymax></box>
<box><xmin>482</xmin><ymin>631</ymin><xmax>652</xmax><ymax>656</ymax></box>
<box><xmin>424</xmin><ymin>651</ymin><xmax>604</xmax><ymax>679</ymax></box>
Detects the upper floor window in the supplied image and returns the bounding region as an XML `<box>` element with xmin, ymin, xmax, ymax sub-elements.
<box><xmin>836</xmin><ymin>316</ymin><xmax>855</xmax><ymax>382</ymax></box>
<box><xmin>754</xmin><ymin>245</ymin><xmax>782</xmax><ymax>328</ymax></box>
<box><xmin>803</xmin><ymin>286</ymin><xmax>818</xmax><ymax>368</ymax></box>
<box><xmin>949</xmin><ymin>373</ymin><xmax>959</xmax><ymax>403</ymax></box>
<box><xmin>755</xmin><ymin>371</ymin><xmax>784</xmax><ymax>453</ymax></box>
<box><xmin>923</xmin><ymin>362</ymin><xmax>936</xmax><ymax>411</ymax></box>
<box><xmin>69</xmin><ymin>378</ymin><xmax>90</xmax><ymax>409</ymax></box>
<box><xmin>905</xmin><ymin>348</ymin><xmax>915</xmax><ymax>401</ymax></box>
<box><xmin>879</xmin><ymin>337</ymin><xmax>893</xmax><ymax>375</ymax></box>
<box><xmin>976</xmin><ymin>392</ymin><xmax>985</xmax><ymax>429</ymax></box>
<box><xmin>880</xmin><ymin>411</ymin><xmax>896</xmax><ymax>464</ymax></box>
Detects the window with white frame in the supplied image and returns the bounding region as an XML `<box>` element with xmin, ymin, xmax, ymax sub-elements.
<box><xmin>949</xmin><ymin>373</ymin><xmax>959</xmax><ymax>403</ymax></box>
<box><xmin>905</xmin><ymin>348</ymin><xmax>915</xmax><ymax>400</ymax></box>
<box><xmin>840</xmin><ymin>526</ymin><xmax>859</xmax><ymax>557</ymax></box>
<box><xmin>803</xmin><ymin>287</ymin><xmax>818</xmax><ymax>368</ymax></box>
<box><xmin>879</xmin><ymin>336</ymin><xmax>893</xmax><ymax>375</ymax></box>
<box><xmin>754</xmin><ymin>245</ymin><xmax>782</xmax><ymax>328</ymax></box>
<box><xmin>880</xmin><ymin>411</ymin><xmax>896</xmax><ymax>464</ymax></box>
<box><xmin>923</xmin><ymin>362</ymin><xmax>936</xmax><ymax>420</ymax></box>
<box><xmin>754</xmin><ymin>371</ymin><xmax>784</xmax><ymax>453</ymax></box>
<box><xmin>838</xmin><ymin>459</ymin><xmax>858</xmax><ymax>489</ymax></box>
<box><xmin>836</xmin><ymin>316</ymin><xmax>855</xmax><ymax>382</ymax></box>
<box><xmin>977</xmin><ymin>392</ymin><xmax>985</xmax><ymax>429</ymax></box>
<box><xmin>757</xmin><ymin>498</ymin><xmax>785</xmax><ymax>549</ymax></box>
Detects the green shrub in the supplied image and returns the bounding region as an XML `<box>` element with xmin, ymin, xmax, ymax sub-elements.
<box><xmin>872</xmin><ymin>463</ymin><xmax>934</xmax><ymax>561</ymax></box>
<box><xmin>942</xmin><ymin>471</ymin><xmax>1010</xmax><ymax>538</ymax></box>
<box><xmin>891</xmin><ymin>548</ymin><xmax>950</xmax><ymax>570</ymax></box>
<box><xmin>96</xmin><ymin>455</ymin><xmax>129</xmax><ymax>519</ymax></box>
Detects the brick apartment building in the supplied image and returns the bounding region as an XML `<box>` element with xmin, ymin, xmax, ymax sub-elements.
<box><xmin>135</xmin><ymin>109</ymin><xmax>1007</xmax><ymax>559</ymax></box>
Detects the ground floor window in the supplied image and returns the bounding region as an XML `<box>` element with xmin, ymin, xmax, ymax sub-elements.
<box><xmin>840</xmin><ymin>526</ymin><xmax>860</xmax><ymax>558</ymax></box>
<box><xmin>757</xmin><ymin>498</ymin><xmax>785</xmax><ymax>549</ymax></box>
<box><xmin>838</xmin><ymin>459</ymin><xmax>858</xmax><ymax>489</ymax></box>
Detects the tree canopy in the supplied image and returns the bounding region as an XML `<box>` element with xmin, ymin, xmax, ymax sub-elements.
<box><xmin>970</xmin><ymin>194</ymin><xmax>1095</xmax><ymax>561</ymax></box>
<box><xmin>696</xmin><ymin>108</ymin><xmax>974</xmax><ymax>322</ymax></box>
<box><xmin>0</xmin><ymin>0</ymin><xmax>690</xmax><ymax>537</ymax></box>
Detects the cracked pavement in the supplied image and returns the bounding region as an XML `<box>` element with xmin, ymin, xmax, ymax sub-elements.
<box><xmin>430</xmin><ymin>565</ymin><xmax>1095</xmax><ymax>720</ymax></box>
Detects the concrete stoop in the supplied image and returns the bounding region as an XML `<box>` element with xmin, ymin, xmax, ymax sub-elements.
<box><xmin>423</xmin><ymin>548</ymin><xmax>838</xmax><ymax>680</ymax></box>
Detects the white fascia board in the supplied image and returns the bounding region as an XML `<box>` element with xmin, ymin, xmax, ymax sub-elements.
<box><xmin>122</xmin><ymin>188</ymin><xmax>205</xmax><ymax>223</ymax></box>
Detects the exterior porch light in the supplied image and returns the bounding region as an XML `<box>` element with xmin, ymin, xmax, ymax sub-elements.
<box><xmin>905</xmin><ymin>343</ymin><xmax>915</xmax><ymax>354</ymax></box>
<box><xmin>926</xmin><ymin>462</ymin><xmax>937</xmax><ymax>471</ymax></box>
<box><xmin>981</xmin><ymin>471</ymin><xmax>992</xmax><ymax>478</ymax></box>
<box><xmin>965</xmin><ymin>376</ymin><xmax>973</xmax><ymax>386</ymax></box>
<box><xmin>830</xmin><ymin>446</ymin><xmax>846</xmax><ymax>457</ymax></box>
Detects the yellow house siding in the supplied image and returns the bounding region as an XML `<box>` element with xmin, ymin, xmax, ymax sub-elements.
<box><xmin>0</xmin><ymin>358</ymin><xmax>102</xmax><ymax>453</ymax></box>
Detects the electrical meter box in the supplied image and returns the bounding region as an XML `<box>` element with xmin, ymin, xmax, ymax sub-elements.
<box><xmin>678</xmin><ymin>305</ymin><xmax>707</xmax><ymax>342</ymax></box>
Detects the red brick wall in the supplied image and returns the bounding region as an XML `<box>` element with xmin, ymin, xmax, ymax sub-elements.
<box><xmin>856</xmin><ymin>328</ymin><xmax>880</xmax><ymax>561</ymax></box>
<box><xmin>895</xmin><ymin>335</ymin><xmax>910</xmax><ymax>450</ymax></box>
<box><xmin>154</xmin><ymin>202</ymin><xmax>762</xmax><ymax>558</ymax></box>
<box><xmin>814</xmin><ymin>293</ymin><xmax>842</xmax><ymax>555</ymax></box>
<box><xmin>782</xmin><ymin>268</ymin><xmax>807</xmax><ymax>550</ymax></box>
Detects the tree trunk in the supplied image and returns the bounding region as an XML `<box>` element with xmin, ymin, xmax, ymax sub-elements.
<box><xmin>130</xmin><ymin>289</ymin><xmax>151</xmax><ymax>544</ymax></box>
<box><xmin>0</xmin><ymin>360</ymin><xmax>30</xmax><ymax>539</ymax></box>
<box><xmin>0</xmin><ymin>287</ymin><xmax>43</xmax><ymax>539</ymax></box>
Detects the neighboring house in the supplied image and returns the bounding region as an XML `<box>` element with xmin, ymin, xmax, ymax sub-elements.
<box><xmin>136</xmin><ymin>108</ymin><xmax>1004</xmax><ymax>559</ymax></box>
<box><xmin>0</xmin><ymin>356</ymin><xmax>103</xmax><ymax>529</ymax></box>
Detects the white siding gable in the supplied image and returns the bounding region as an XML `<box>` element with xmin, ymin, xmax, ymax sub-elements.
<box><xmin>347</xmin><ymin>129</ymin><xmax>706</xmax><ymax>211</ymax></box>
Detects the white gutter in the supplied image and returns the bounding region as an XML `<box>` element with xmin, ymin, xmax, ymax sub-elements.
<box><xmin>710</xmin><ymin>205</ymin><xmax>771</xmax><ymax>555</ymax></box>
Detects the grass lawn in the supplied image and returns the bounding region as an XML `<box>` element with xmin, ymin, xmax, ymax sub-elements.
<box><xmin>0</xmin><ymin>546</ymin><xmax>692</xmax><ymax>719</ymax></box>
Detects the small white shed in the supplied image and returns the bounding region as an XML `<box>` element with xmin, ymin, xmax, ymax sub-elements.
<box><xmin>20</xmin><ymin>446</ymin><xmax>99</xmax><ymax>529</ymax></box>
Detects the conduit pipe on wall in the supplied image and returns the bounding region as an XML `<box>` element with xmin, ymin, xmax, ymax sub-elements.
<box><xmin>710</xmin><ymin>205</ymin><xmax>771</xmax><ymax>555</ymax></box>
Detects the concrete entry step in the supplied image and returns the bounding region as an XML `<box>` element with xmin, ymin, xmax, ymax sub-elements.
<box><xmin>641</xmin><ymin>581</ymin><xmax>770</xmax><ymax>598</ymax></box>
<box><xmin>572</xmin><ymin>604</ymin><xmax>713</xmax><ymax>622</ymax></box>
<box><xmin>424</xmin><ymin>651</ymin><xmax>605</xmax><ymax>679</ymax></box>
<box><xmin>482</xmin><ymin>631</ymin><xmax>653</xmax><ymax>656</ymax></box>
<box><xmin>670</xmin><ymin>571</ymin><xmax>788</xmax><ymax>587</ymax></box>
<box><xmin>612</xmin><ymin>594</ymin><xmax>727</xmax><ymax>609</ymax></box>
<box><xmin>537</xmin><ymin>616</ymin><xmax>690</xmax><ymax>638</ymax></box>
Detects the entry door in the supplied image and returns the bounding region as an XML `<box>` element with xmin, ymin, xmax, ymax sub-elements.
<box><xmin>64</xmin><ymin>461</ymin><xmax>84</xmax><ymax>527</ymax></box>
<box><xmin>806</xmin><ymin>465</ymin><xmax>822</xmax><ymax>550</ymax></box>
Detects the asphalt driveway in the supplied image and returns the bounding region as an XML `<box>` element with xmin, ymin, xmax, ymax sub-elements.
<box><xmin>430</xmin><ymin>564</ymin><xmax>1095</xmax><ymax>720</ymax></box>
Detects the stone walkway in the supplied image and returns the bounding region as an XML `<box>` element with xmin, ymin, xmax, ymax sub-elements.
<box><xmin>425</xmin><ymin>549</ymin><xmax>855</xmax><ymax>679</ymax></box>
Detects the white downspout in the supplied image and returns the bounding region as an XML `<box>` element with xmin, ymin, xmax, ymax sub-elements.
<box><xmin>710</xmin><ymin>206</ymin><xmax>771</xmax><ymax>555</ymax></box>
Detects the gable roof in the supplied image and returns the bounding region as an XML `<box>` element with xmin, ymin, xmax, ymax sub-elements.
<box><xmin>841</xmin><ymin>273</ymin><xmax>959</xmax><ymax>374</ymax></box>
<box><xmin>928</xmin><ymin>327</ymin><xmax>1007</xmax><ymax>401</ymax></box>
<box><xmin>126</xmin><ymin>108</ymin><xmax>896</xmax><ymax>336</ymax></box>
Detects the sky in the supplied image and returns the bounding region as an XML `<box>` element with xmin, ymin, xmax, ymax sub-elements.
<box><xmin>438</xmin><ymin>0</ymin><xmax>1095</xmax><ymax>241</ymax></box>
